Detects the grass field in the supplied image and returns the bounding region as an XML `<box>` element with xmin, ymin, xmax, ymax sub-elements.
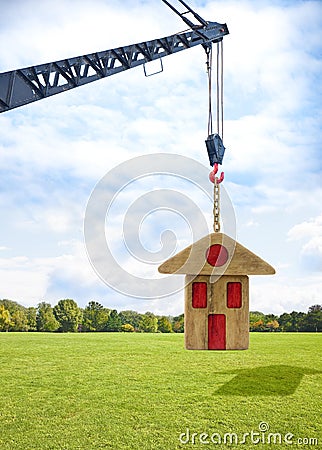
<box><xmin>0</xmin><ymin>332</ymin><xmax>321</xmax><ymax>449</ymax></box>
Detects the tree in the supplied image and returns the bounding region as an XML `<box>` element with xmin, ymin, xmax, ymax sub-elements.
<box><xmin>105</xmin><ymin>310</ymin><xmax>122</xmax><ymax>332</ymax></box>
<box><xmin>172</xmin><ymin>314</ymin><xmax>184</xmax><ymax>333</ymax></box>
<box><xmin>0</xmin><ymin>299</ymin><xmax>22</xmax><ymax>315</ymax></box>
<box><xmin>158</xmin><ymin>316</ymin><xmax>173</xmax><ymax>333</ymax></box>
<box><xmin>27</xmin><ymin>307</ymin><xmax>37</xmax><ymax>331</ymax></box>
<box><xmin>278</xmin><ymin>313</ymin><xmax>292</xmax><ymax>332</ymax></box>
<box><xmin>82</xmin><ymin>301</ymin><xmax>110</xmax><ymax>332</ymax></box>
<box><xmin>265</xmin><ymin>313</ymin><xmax>279</xmax><ymax>322</ymax></box>
<box><xmin>266</xmin><ymin>320</ymin><xmax>279</xmax><ymax>332</ymax></box>
<box><xmin>0</xmin><ymin>299</ymin><xmax>27</xmax><ymax>331</ymax></box>
<box><xmin>119</xmin><ymin>310</ymin><xmax>141</xmax><ymax>331</ymax></box>
<box><xmin>303</xmin><ymin>305</ymin><xmax>322</xmax><ymax>332</ymax></box>
<box><xmin>308</xmin><ymin>305</ymin><xmax>322</xmax><ymax>313</ymax></box>
<box><xmin>139</xmin><ymin>312</ymin><xmax>158</xmax><ymax>333</ymax></box>
<box><xmin>10</xmin><ymin>310</ymin><xmax>29</xmax><ymax>331</ymax></box>
<box><xmin>0</xmin><ymin>305</ymin><xmax>12</xmax><ymax>331</ymax></box>
<box><xmin>250</xmin><ymin>319</ymin><xmax>265</xmax><ymax>332</ymax></box>
<box><xmin>249</xmin><ymin>312</ymin><xmax>266</xmax><ymax>331</ymax></box>
<box><xmin>53</xmin><ymin>299</ymin><xmax>82</xmax><ymax>332</ymax></box>
<box><xmin>290</xmin><ymin>311</ymin><xmax>306</xmax><ymax>331</ymax></box>
<box><xmin>37</xmin><ymin>302</ymin><xmax>60</xmax><ymax>332</ymax></box>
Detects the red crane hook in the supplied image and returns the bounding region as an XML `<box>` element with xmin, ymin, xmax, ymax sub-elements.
<box><xmin>209</xmin><ymin>163</ymin><xmax>224</xmax><ymax>184</ymax></box>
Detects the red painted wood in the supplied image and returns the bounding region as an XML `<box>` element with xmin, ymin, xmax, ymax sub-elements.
<box><xmin>208</xmin><ymin>314</ymin><xmax>226</xmax><ymax>350</ymax></box>
<box><xmin>206</xmin><ymin>244</ymin><xmax>229</xmax><ymax>267</ymax></box>
<box><xmin>192</xmin><ymin>282</ymin><xmax>207</xmax><ymax>308</ymax></box>
<box><xmin>227</xmin><ymin>282</ymin><xmax>242</xmax><ymax>308</ymax></box>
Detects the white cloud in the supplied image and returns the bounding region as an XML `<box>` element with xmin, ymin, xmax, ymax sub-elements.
<box><xmin>288</xmin><ymin>214</ymin><xmax>322</xmax><ymax>271</ymax></box>
<box><xmin>0</xmin><ymin>240</ymin><xmax>103</xmax><ymax>307</ymax></box>
<box><xmin>288</xmin><ymin>214</ymin><xmax>322</xmax><ymax>241</ymax></box>
<box><xmin>251</xmin><ymin>273</ymin><xmax>322</xmax><ymax>315</ymax></box>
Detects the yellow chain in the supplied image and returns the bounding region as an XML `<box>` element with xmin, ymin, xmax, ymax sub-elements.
<box><xmin>213</xmin><ymin>179</ymin><xmax>220</xmax><ymax>232</ymax></box>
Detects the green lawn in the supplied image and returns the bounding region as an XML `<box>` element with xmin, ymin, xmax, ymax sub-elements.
<box><xmin>0</xmin><ymin>333</ymin><xmax>321</xmax><ymax>449</ymax></box>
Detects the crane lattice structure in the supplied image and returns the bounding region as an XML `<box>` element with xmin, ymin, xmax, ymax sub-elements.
<box><xmin>0</xmin><ymin>0</ymin><xmax>228</xmax><ymax>114</ymax></box>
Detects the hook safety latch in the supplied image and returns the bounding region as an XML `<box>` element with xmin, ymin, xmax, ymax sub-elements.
<box><xmin>209</xmin><ymin>163</ymin><xmax>224</xmax><ymax>184</ymax></box>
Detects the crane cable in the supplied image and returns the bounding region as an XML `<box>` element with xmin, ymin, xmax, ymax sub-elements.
<box><xmin>218</xmin><ymin>40</ymin><xmax>224</xmax><ymax>140</ymax></box>
<box><xmin>206</xmin><ymin>41</ymin><xmax>224</xmax><ymax>139</ymax></box>
<box><xmin>206</xmin><ymin>45</ymin><xmax>213</xmax><ymax>136</ymax></box>
<box><xmin>206</xmin><ymin>41</ymin><xmax>224</xmax><ymax>233</ymax></box>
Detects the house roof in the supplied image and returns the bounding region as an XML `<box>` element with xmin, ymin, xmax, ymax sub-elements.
<box><xmin>158</xmin><ymin>232</ymin><xmax>275</xmax><ymax>276</ymax></box>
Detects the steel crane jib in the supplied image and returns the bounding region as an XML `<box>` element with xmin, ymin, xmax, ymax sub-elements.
<box><xmin>0</xmin><ymin>0</ymin><xmax>229</xmax><ymax>113</ymax></box>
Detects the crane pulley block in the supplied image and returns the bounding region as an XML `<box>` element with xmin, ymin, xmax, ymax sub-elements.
<box><xmin>205</xmin><ymin>133</ymin><xmax>225</xmax><ymax>166</ymax></box>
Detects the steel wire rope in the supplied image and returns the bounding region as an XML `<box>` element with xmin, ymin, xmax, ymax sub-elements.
<box><xmin>207</xmin><ymin>41</ymin><xmax>224</xmax><ymax>140</ymax></box>
<box><xmin>206</xmin><ymin>46</ymin><xmax>213</xmax><ymax>137</ymax></box>
<box><xmin>220</xmin><ymin>40</ymin><xmax>224</xmax><ymax>140</ymax></box>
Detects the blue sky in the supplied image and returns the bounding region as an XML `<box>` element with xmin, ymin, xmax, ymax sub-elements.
<box><xmin>0</xmin><ymin>0</ymin><xmax>321</xmax><ymax>315</ymax></box>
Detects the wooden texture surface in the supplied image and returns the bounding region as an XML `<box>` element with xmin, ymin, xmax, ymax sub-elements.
<box><xmin>185</xmin><ymin>275</ymin><xmax>209</xmax><ymax>350</ymax></box>
<box><xmin>158</xmin><ymin>233</ymin><xmax>275</xmax><ymax>276</ymax></box>
<box><xmin>184</xmin><ymin>274</ymin><xmax>249</xmax><ymax>350</ymax></box>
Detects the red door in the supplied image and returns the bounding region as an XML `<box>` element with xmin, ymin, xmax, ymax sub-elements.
<box><xmin>208</xmin><ymin>314</ymin><xmax>226</xmax><ymax>350</ymax></box>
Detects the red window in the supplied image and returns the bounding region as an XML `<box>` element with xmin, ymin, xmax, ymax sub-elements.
<box><xmin>208</xmin><ymin>314</ymin><xmax>226</xmax><ymax>350</ymax></box>
<box><xmin>227</xmin><ymin>282</ymin><xmax>242</xmax><ymax>308</ymax></box>
<box><xmin>192</xmin><ymin>282</ymin><xmax>207</xmax><ymax>308</ymax></box>
<box><xmin>206</xmin><ymin>244</ymin><xmax>229</xmax><ymax>267</ymax></box>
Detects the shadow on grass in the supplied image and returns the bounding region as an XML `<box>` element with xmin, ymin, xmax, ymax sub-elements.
<box><xmin>215</xmin><ymin>365</ymin><xmax>321</xmax><ymax>396</ymax></box>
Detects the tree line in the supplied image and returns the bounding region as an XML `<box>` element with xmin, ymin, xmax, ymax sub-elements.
<box><xmin>0</xmin><ymin>299</ymin><xmax>184</xmax><ymax>333</ymax></box>
<box><xmin>250</xmin><ymin>305</ymin><xmax>322</xmax><ymax>332</ymax></box>
<box><xmin>0</xmin><ymin>298</ymin><xmax>321</xmax><ymax>333</ymax></box>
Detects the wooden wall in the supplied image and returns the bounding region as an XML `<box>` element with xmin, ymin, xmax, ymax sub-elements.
<box><xmin>184</xmin><ymin>275</ymin><xmax>249</xmax><ymax>350</ymax></box>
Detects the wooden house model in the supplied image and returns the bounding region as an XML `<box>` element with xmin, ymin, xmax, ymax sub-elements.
<box><xmin>158</xmin><ymin>232</ymin><xmax>275</xmax><ymax>350</ymax></box>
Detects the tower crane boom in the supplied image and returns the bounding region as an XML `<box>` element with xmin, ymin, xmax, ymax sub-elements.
<box><xmin>0</xmin><ymin>1</ymin><xmax>228</xmax><ymax>113</ymax></box>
